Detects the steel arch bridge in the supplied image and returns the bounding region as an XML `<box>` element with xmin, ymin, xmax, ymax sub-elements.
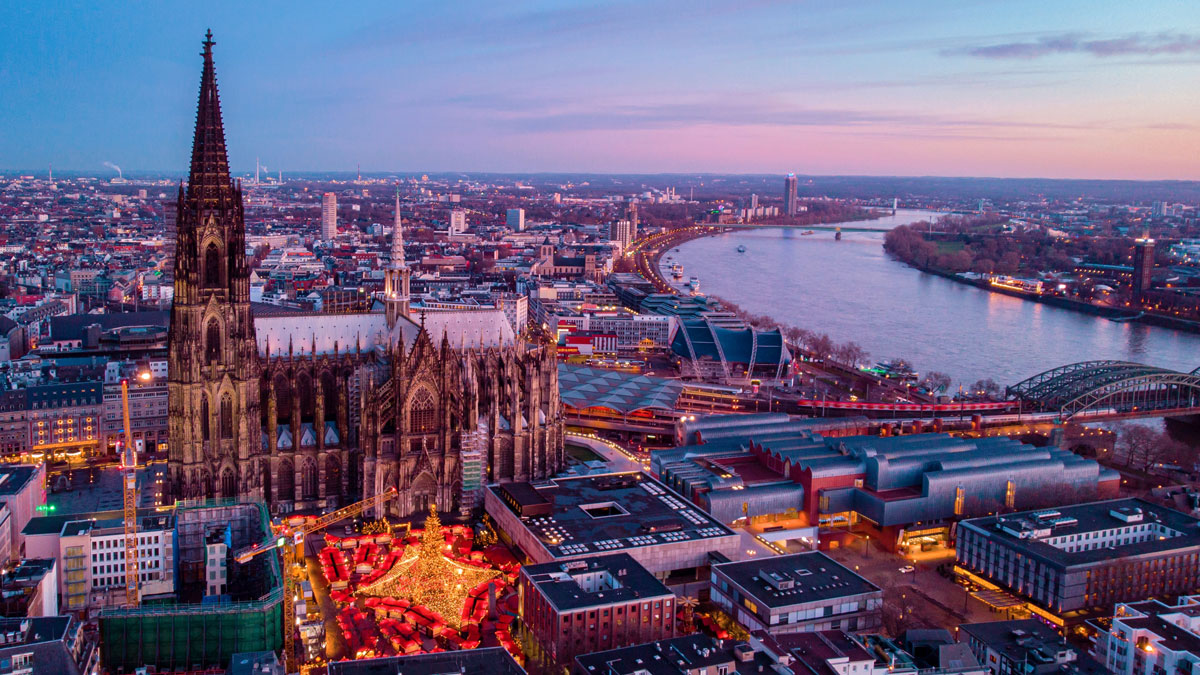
<box><xmin>1007</xmin><ymin>360</ymin><xmax>1200</xmax><ymax>420</ymax></box>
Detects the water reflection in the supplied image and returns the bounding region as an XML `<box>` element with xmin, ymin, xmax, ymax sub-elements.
<box><xmin>670</xmin><ymin>211</ymin><xmax>1200</xmax><ymax>385</ymax></box>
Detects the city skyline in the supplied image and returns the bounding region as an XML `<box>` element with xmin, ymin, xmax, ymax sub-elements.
<box><xmin>3</xmin><ymin>1</ymin><xmax>1199</xmax><ymax>179</ymax></box>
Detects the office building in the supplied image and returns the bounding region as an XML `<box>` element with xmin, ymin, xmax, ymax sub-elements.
<box><xmin>1093</xmin><ymin>596</ymin><xmax>1200</xmax><ymax>675</ymax></box>
<box><xmin>449</xmin><ymin>209</ymin><xmax>467</xmax><ymax>235</ymax></box>
<box><xmin>486</xmin><ymin>473</ymin><xmax>740</xmax><ymax>579</ymax></box>
<box><xmin>0</xmin><ymin>616</ymin><xmax>96</xmax><ymax>675</ymax></box>
<box><xmin>960</xmin><ymin>619</ymin><xmax>1105</xmax><ymax>675</ymax></box>
<box><xmin>574</xmin><ymin>633</ymin><xmax>782</xmax><ymax>675</ymax></box>
<box><xmin>100</xmin><ymin>359</ymin><xmax>168</xmax><ymax>455</ymax></box>
<box><xmin>783</xmin><ymin>173</ymin><xmax>798</xmax><ymax>217</ymax></box>
<box><xmin>507</xmin><ymin>207</ymin><xmax>525</xmax><ymax>231</ymax></box>
<box><xmin>610</xmin><ymin>218</ymin><xmax>637</xmax><ymax>248</ymax></box>
<box><xmin>23</xmin><ymin>509</ymin><xmax>175</xmax><ymax>612</ymax></box>
<box><xmin>710</xmin><ymin>552</ymin><xmax>882</xmax><ymax>635</ymax></box>
<box><xmin>1133</xmin><ymin>235</ymin><xmax>1155</xmax><ymax>305</ymax></box>
<box><xmin>329</xmin><ymin>648</ymin><xmax>526</xmax><ymax>674</ymax></box>
<box><xmin>521</xmin><ymin>553</ymin><xmax>675</xmax><ymax>669</ymax></box>
<box><xmin>321</xmin><ymin>192</ymin><xmax>337</xmax><ymax>239</ymax></box>
<box><xmin>0</xmin><ymin>559</ymin><xmax>58</xmax><ymax>618</ymax></box>
<box><xmin>858</xmin><ymin>631</ymin><xmax>986</xmax><ymax>675</ymax></box>
<box><xmin>956</xmin><ymin>499</ymin><xmax>1200</xmax><ymax>622</ymax></box>
<box><xmin>26</xmin><ymin>382</ymin><xmax>103</xmax><ymax>460</ymax></box>
<box><xmin>0</xmin><ymin>465</ymin><xmax>46</xmax><ymax>561</ymax></box>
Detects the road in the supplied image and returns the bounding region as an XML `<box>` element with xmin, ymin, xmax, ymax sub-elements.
<box><xmin>825</xmin><ymin>542</ymin><xmax>1002</xmax><ymax>630</ymax></box>
<box><xmin>564</xmin><ymin>433</ymin><xmax>645</xmax><ymax>473</ymax></box>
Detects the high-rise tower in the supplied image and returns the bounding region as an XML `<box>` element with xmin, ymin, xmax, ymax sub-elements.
<box><xmin>321</xmin><ymin>192</ymin><xmax>337</xmax><ymax>239</ymax></box>
<box><xmin>1133</xmin><ymin>231</ymin><xmax>1155</xmax><ymax>306</ymax></box>
<box><xmin>167</xmin><ymin>31</ymin><xmax>262</xmax><ymax>502</ymax></box>
<box><xmin>384</xmin><ymin>191</ymin><xmax>411</xmax><ymax>327</ymax></box>
<box><xmin>783</xmin><ymin>173</ymin><xmax>798</xmax><ymax>217</ymax></box>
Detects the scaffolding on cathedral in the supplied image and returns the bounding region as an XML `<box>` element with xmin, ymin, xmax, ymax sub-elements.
<box><xmin>356</xmin><ymin>504</ymin><xmax>499</xmax><ymax>628</ymax></box>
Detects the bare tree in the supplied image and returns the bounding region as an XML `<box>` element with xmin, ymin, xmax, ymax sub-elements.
<box><xmin>969</xmin><ymin>378</ymin><xmax>1002</xmax><ymax>398</ymax></box>
<box><xmin>923</xmin><ymin>371</ymin><xmax>952</xmax><ymax>393</ymax></box>
<box><xmin>835</xmin><ymin>341</ymin><xmax>870</xmax><ymax>368</ymax></box>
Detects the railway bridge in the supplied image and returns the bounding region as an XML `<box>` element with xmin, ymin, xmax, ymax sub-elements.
<box><xmin>1006</xmin><ymin>360</ymin><xmax>1200</xmax><ymax>422</ymax></box>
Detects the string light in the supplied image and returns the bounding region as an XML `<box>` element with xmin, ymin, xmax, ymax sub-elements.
<box><xmin>357</xmin><ymin>503</ymin><xmax>499</xmax><ymax>628</ymax></box>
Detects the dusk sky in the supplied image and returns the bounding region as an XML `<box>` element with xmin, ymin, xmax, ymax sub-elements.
<box><xmin>2</xmin><ymin>1</ymin><xmax>1199</xmax><ymax>179</ymax></box>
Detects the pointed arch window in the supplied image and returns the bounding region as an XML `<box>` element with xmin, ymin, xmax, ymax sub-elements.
<box><xmin>408</xmin><ymin>388</ymin><xmax>437</xmax><ymax>434</ymax></box>
<box><xmin>277</xmin><ymin>459</ymin><xmax>295</xmax><ymax>503</ymax></box>
<box><xmin>205</xmin><ymin>242</ymin><xmax>222</xmax><ymax>289</ymax></box>
<box><xmin>302</xmin><ymin>460</ymin><xmax>319</xmax><ymax>501</ymax></box>
<box><xmin>200</xmin><ymin>394</ymin><xmax>210</xmax><ymax>441</ymax></box>
<box><xmin>205</xmin><ymin>319</ymin><xmax>221</xmax><ymax>365</ymax></box>
<box><xmin>221</xmin><ymin>468</ymin><xmax>236</xmax><ymax>498</ymax></box>
<box><xmin>220</xmin><ymin>394</ymin><xmax>233</xmax><ymax>439</ymax></box>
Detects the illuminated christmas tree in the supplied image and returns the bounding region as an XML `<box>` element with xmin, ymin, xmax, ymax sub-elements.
<box><xmin>359</xmin><ymin>503</ymin><xmax>499</xmax><ymax>628</ymax></box>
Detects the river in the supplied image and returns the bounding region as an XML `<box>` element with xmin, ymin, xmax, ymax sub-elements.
<box><xmin>665</xmin><ymin>209</ymin><xmax>1200</xmax><ymax>387</ymax></box>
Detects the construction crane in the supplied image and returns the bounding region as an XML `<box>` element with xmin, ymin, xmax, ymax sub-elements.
<box><xmin>234</xmin><ymin>487</ymin><xmax>400</xmax><ymax>673</ymax></box>
<box><xmin>119</xmin><ymin>371</ymin><xmax>150</xmax><ymax>608</ymax></box>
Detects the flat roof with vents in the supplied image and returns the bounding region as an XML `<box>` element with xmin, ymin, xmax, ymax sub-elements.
<box><xmin>713</xmin><ymin>551</ymin><xmax>881</xmax><ymax>610</ymax></box>
<box><xmin>489</xmin><ymin>472</ymin><xmax>737</xmax><ymax>559</ymax></box>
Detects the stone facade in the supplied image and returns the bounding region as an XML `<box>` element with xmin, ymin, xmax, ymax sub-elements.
<box><xmin>167</xmin><ymin>33</ymin><xmax>564</xmax><ymax>517</ymax></box>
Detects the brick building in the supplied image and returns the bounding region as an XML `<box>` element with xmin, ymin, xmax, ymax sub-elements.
<box><xmin>520</xmin><ymin>553</ymin><xmax>675</xmax><ymax>670</ymax></box>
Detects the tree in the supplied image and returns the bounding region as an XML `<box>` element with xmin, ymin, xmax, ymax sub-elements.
<box><xmin>969</xmin><ymin>378</ymin><xmax>1002</xmax><ymax>398</ymax></box>
<box><xmin>805</xmin><ymin>333</ymin><xmax>835</xmax><ymax>361</ymax></box>
<box><xmin>923</xmin><ymin>371</ymin><xmax>952</xmax><ymax>393</ymax></box>
<box><xmin>835</xmin><ymin>341</ymin><xmax>870</xmax><ymax>368</ymax></box>
<box><xmin>1113</xmin><ymin>423</ymin><xmax>1189</xmax><ymax>473</ymax></box>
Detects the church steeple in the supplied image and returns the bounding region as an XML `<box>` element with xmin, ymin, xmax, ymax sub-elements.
<box><xmin>167</xmin><ymin>31</ymin><xmax>261</xmax><ymax>505</ymax></box>
<box><xmin>390</xmin><ymin>188</ymin><xmax>406</xmax><ymax>271</ymax></box>
<box><xmin>188</xmin><ymin>29</ymin><xmax>234</xmax><ymax>206</ymax></box>
<box><xmin>384</xmin><ymin>187</ymin><xmax>412</xmax><ymax>329</ymax></box>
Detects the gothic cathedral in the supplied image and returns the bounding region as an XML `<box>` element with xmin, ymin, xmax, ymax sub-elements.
<box><xmin>166</xmin><ymin>33</ymin><xmax>565</xmax><ymax>517</ymax></box>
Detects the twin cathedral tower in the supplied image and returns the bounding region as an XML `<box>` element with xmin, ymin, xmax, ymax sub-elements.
<box><xmin>166</xmin><ymin>32</ymin><xmax>564</xmax><ymax>517</ymax></box>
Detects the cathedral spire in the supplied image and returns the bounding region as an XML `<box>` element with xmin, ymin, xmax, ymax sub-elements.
<box><xmin>390</xmin><ymin>187</ymin><xmax>406</xmax><ymax>271</ymax></box>
<box><xmin>188</xmin><ymin>29</ymin><xmax>233</xmax><ymax>206</ymax></box>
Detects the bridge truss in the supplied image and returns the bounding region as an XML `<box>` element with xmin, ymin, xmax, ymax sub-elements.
<box><xmin>1007</xmin><ymin>360</ymin><xmax>1200</xmax><ymax>420</ymax></box>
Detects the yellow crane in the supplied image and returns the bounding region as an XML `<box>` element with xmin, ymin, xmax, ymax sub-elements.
<box><xmin>119</xmin><ymin>372</ymin><xmax>150</xmax><ymax>608</ymax></box>
<box><xmin>234</xmin><ymin>487</ymin><xmax>400</xmax><ymax>673</ymax></box>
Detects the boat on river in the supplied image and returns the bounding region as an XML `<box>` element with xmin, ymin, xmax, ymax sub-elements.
<box><xmin>737</xmin><ymin>245</ymin><xmax>746</xmax><ymax>253</ymax></box>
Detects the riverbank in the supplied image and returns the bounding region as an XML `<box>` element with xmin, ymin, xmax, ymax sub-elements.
<box><xmin>903</xmin><ymin>263</ymin><xmax>1200</xmax><ymax>335</ymax></box>
<box><xmin>642</xmin><ymin>209</ymin><xmax>889</xmax><ymax>294</ymax></box>
<box><xmin>669</xmin><ymin>218</ymin><xmax>1200</xmax><ymax>384</ymax></box>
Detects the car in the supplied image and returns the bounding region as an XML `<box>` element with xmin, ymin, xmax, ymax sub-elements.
<box><xmin>898</xmin><ymin>565</ymin><xmax>916</xmax><ymax>574</ymax></box>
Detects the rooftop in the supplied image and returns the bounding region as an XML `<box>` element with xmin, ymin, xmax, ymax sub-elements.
<box><xmin>522</xmin><ymin>553</ymin><xmax>671</xmax><ymax>612</ymax></box>
<box><xmin>959</xmin><ymin>619</ymin><xmax>1106</xmax><ymax>674</ymax></box>
<box><xmin>558</xmin><ymin>365</ymin><xmax>684</xmax><ymax>414</ymax></box>
<box><xmin>0</xmin><ymin>616</ymin><xmax>70</xmax><ymax>647</ymax></box>
<box><xmin>0</xmin><ymin>466</ymin><xmax>39</xmax><ymax>497</ymax></box>
<box><xmin>713</xmin><ymin>552</ymin><xmax>880</xmax><ymax>610</ymax></box>
<box><xmin>490</xmin><ymin>472</ymin><xmax>736</xmax><ymax>559</ymax></box>
<box><xmin>327</xmin><ymin>647</ymin><xmax>525</xmax><ymax>675</ymax></box>
<box><xmin>25</xmin><ymin>508</ymin><xmax>175</xmax><ymax>538</ymax></box>
<box><xmin>961</xmin><ymin>498</ymin><xmax>1200</xmax><ymax>566</ymax></box>
<box><xmin>575</xmin><ymin>634</ymin><xmax>775</xmax><ymax>675</ymax></box>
